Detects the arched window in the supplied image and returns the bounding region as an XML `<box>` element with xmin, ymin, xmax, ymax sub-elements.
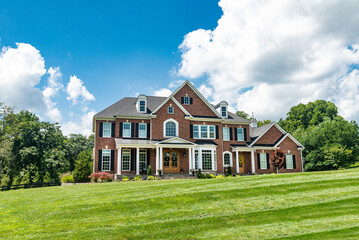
<box><xmin>223</xmin><ymin>151</ymin><xmax>232</xmax><ymax>167</ymax></box>
<box><xmin>164</xmin><ymin>119</ymin><xmax>178</xmax><ymax>137</ymax></box>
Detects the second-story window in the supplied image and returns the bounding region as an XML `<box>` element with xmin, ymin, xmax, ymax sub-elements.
<box><xmin>192</xmin><ymin>125</ymin><xmax>216</xmax><ymax>139</ymax></box>
<box><xmin>237</xmin><ymin>128</ymin><xmax>244</xmax><ymax>141</ymax></box>
<box><xmin>103</xmin><ymin>122</ymin><xmax>111</xmax><ymax>137</ymax></box>
<box><xmin>165</xmin><ymin>121</ymin><xmax>177</xmax><ymax>137</ymax></box>
<box><xmin>168</xmin><ymin>106</ymin><xmax>174</xmax><ymax>114</ymax></box>
<box><xmin>223</xmin><ymin>127</ymin><xmax>230</xmax><ymax>141</ymax></box>
<box><xmin>139</xmin><ymin>123</ymin><xmax>147</xmax><ymax>138</ymax></box>
<box><xmin>184</xmin><ymin>96</ymin><xmax>189</xmax><ymax>105</ymax></box>
<box><xmin>123</xmin><ymin>122</ymin><xmax>131</xmax><ymax>137</ymax></box>
<box><xmin>139</xmin><ymin>100</ymin><xmax>146</xmax><ymax>112</ymax></box>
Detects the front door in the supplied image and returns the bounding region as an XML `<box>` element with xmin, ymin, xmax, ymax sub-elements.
<box><xmin>238</xmin><ymin>153</ymin><xmax>245</xmax><ymax>173</ymax></box>
<box><xmin>163</xmin><ymin>149</ymin><xmax>180</xmax><ymax>173</ymax></box>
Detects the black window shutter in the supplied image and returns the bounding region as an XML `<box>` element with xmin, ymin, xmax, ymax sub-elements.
<box><xmin>257</xmin><ymin>153</ymin><xmax>260</xmax><ymax>169</ymax></box>
<box><xmin>131</xmin><ymin>123</ymin><xmax>135</xmax><ymax>138</ymax></box>
<box><xmin>190</xmin><ymin>97</ymin><xmax>193</xmax><ymax>104</ymax></box>
<box><xmin>234</xmin><ymin>128</ymin><xmax>238</xmax><ymax>141</ymax></box>
<box><xmin>229</xmin><ymin>128</ymin><xmax>233</xmax><ymax>140</ymax></box>
<box><xmin>119</xmin><ymin>122</ymin><xmax>123</xmax><ymax>137</ymax></box>
<box><xmin>99</xmin><ymin>122</ymin><xmax>103</xmax><ymax>137</ymax></box>
<box><xmin>284</xmin><ymin>155</ymin><xmax>287</xmax><ymax>169</ymax></box>
<box><xmin>181</xmin><ymin>97</ymin><xmax>184</xmax><ymax>104</ymax></box>
<box><xmin>111</xmin><ymin>150</ymin><xmax>115</xmax><ymax>171</ymax></box>
<box><xmin>293</xmin><ymin>155</ymin><xmax>296</xmax><ymax>169</ymax></box>
<box><xmin>216</xmin><ymin>125</ymin><xmax>219</xmax><ymax>139</ymax></box>
<box><xmin>111</xmin><ymin>123</ymin><xmax>115</xmax><ymax>137</ymax></box>
<box><xmin>147</xmin><ymin>149</ymin><xmax>150</xmax><ymax>168</ymax></box>
<box><xmin>266</xmin><ymin>153</ymin><xmax>270</xmax><ymax>169</ymax></box>
<box><xmin>135</xmin><ymin>123</ymin><xmax>139</xmax><ymax>138</ymax></box>
<box><xmin>190</xmin><ymin>124</ymin><xmax>193</xmax><ymax>138</ymax></box>
<box><xmin>131</xmin><ymin>149</ymin><xmax>135</xmax><ymax>171</ymax></box>
<box><xmin>244</xmin><ymin>128</ymin><xmax>247</xmax><ymax>141</ymax></box>
<box><xmin>98</xmin><ymin>150</ymin><xmax>102</xmax><ymax>171</ymax></box>
<box><xmin>147</xmin><ymin>123</ymin><xmax>150</xmax><ymax>139</ymax></box>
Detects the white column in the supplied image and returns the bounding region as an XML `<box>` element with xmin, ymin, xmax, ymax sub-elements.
<box><xmin>251</xmin><ymin>150</ymin><xmax>255</xmax><ymax>174</ymax></box>
<box><xmin>188</xmin><ymin>148</ymin><xmax>192</xmax><ymax>174</ymax></box>
<box><xmin>159</xmin><ymin>147</ymin><xmax>163</xmax><ymax>171</ymax></box>
<box><xmin>156</xmin><ymin>146</ymin><xmax>160</xmax><ymax>175</ymax></box>
<box><xmin>192</xmin><ymin>148</ymin><xmax>196</xmax><ymax>170</ymax></box>
<box><xmin>136</xmin><ymin>147</ymin><xmax>140</xmax><ymax>175</ymax></box>
<box><xmin>236</xmin><ymin>150</ymin><xmax>239</xmax><ymax>174</ymax></box>
<box><xmin>117</xmin><ymin>147</ymin><xmax>122</xmax><ymax>176</ymax></box>
<box><xmin>211</xmin><ymin>150</ymin><xmax>215</xmax><ymax>170</ymax></box>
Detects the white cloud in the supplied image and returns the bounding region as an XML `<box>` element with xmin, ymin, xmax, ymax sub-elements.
<box><xmin>61</xmin><ymin>110</ymin><xmax>96</xmax><ymax>136</ymax></box>
<box><xmin>177</xmin><ymin>0</ymin><xmax>359</xmax><ymax>121</ymax></box>
<box><xmin>154</xmin><ymin>88</ymin><xmax>172</xmax><ymax>97</ymax></box>
<box><xmin>0</xmin><ymin>43</ymin><xmax>46</xmax><ymax>111</ymax></box>
<box><xmin>66</xmin><ymin>75</ymin><xmax>95</xmax><ymax>104</ymax></box>
<box><xmin>42</xmin><ymin>67</ymin><xmax>63</xmax><ymax>122</ymax></box>
<box><xmin>169</xmin><ymin>80</ymin><xmax>185</xmax><ymax>88</ymax></box>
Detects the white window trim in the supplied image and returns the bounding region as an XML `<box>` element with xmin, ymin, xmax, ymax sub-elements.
<box><xmin>123</xmin><ymin>122</ymin><xmax>131</xmax><ymax>138</ymax></box>
<box><xmin>223</xmin><ymin>127</ymin><xmax>230</xmax><ymax>141</ymax></box>
<box><xmin>122</xmin><ymin>149</ymin><xmax>131</xmax><ymax>171</ymax></box>
<box><xmin>259</xmin><ymin>153</ymin><xmax>267</xmax><ymax>169</ymax></box>
<box><xmin>139</xmin><ymin>123</ymin><xmax>147</xmax><ymax>138</ymax></box>
<box><xmin>194</xmin><ymin>146</ymin><xmax>217</xmax><ymax>171</ymax></box>
<box><xmin>193</xmin><ymin>124</ymin><xmax>216</xmax><ymax>139</ymax></box>
<box><xmin>223</xmin><ymin>151</ymin><xmax>233</xmax><ymax>167</ymax></box>
<box><xmin>237</xmin><ymin>127</ymin><xmax>244</xmax><ymax>141</ymax></box>
<box><xmin>286</xmin><ymin>153</ymin><xmax>293</xmax><ymax>169</ymax></box>
<box><xmin>103</xmin><ymin>122</ymin><xmax>112</xmax><ymax>138</ymax></box>
<box><xmin>168</xmin><ymin>106</ymin><xmax>174</xmax><ymax>114</ymax></box>
<box><xmin>184</xmin><ymin>96</ymin><xmax>190</xmax><ymax>105</ymax></box>
<box><xmin>163</xmin><ymin>118</ymin><xmax>179</xmax><ymax>138</ymax></box>
<box><xmin>139</xmin><ymin>100</ymin><xmax>146</xmax><ymax>112</ymax></box>
<box><xmin>221</xmin><ymin>106</ymin><xmax>227</xmax><ymax>118</ymax></box>
<box><xmin>102</xmin><ymin>149</ymin><xmax>111</xmax><ymax>171</ymax></box>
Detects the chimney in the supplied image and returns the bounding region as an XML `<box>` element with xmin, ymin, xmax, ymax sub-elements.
<box><xmin>250</xmin><ymin>112</ymin><xmax>257</xmax><ymax>128</ymax></box>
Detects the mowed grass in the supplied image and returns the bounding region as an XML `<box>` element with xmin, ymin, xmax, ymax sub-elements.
<box><xmin>1</xmin><ymin>169</ymin><xmax>359</xmax><ymax>239</ymax></box>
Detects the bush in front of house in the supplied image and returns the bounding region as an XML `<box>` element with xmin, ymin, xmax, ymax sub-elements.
<box><xmin>88</xmin><ymin>172</ymin><xmax>114</xmax><ymax>182</ymax></box>
<box><xmin>133</xmin><ymin>175</ymin><xmax>142</xmax><ymax>181</ymax></box>
<box><xmin>197</xmin><ymin>169</ymin><xmax>205</xmax><ymax>179</ymax></box>
<box><xmin>147</xmin><ymin>165</ymin><xmax>152</xmax><ymax>176</ymax></box>
<box><xmin>147</xmin><ymin>176</ymin><xmax>155</xmax><ymax>180</ymax></box>
<box><xmin>205</xmin><ymin>174</ymin><xmax>216</xmax><ymax>179</ymax></box>
<box><xmin>216</xmin><ymin>175</ymin><xmax>225</xmax><ymax>179</ymax></box>
<box><xmin>73</xmin><ymin>149</ymin><xmax>92</xmax><ymax>183</ymax></box>
<box><xmin>61</xmin><ymin>172</ymin><xmax>74</xmax><ymax>183</ymax></box>
<box><xmin>122</xmin><ymin>176</ymin><xmax>129</xmax><ymax>182</ymax></box>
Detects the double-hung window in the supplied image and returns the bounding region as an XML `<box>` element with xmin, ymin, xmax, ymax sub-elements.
<box><xmin>221</xmin><ymin>106</ymin><xmax>227</xmax><ymax>117</ymax></box>
<box><xmin>237</xmin><ymin>128</ymin><xmax>244</xmax><ymax>141</ymax></box>
<box><xmin>122</xmin><ymin>149</ymin><xmax>131</xmax><ymax>171</ymax></box>
<box><xmin>223</xmin><ymin>127</ymin><xmax>230</xmax><ymax>141</ymax></box>
<box><xmin>223</xmin><ymin>153</ymin><xmax>231</xmax><ymax>166</ymax></box>
<box><xmin>139</xmin><ymin>149</ymin><xmax>147</xmax><ymax>170</ymax></box>
<box><xmin>286</xmin><ymin>154</ymin><xmax>293</xmax><ymax>169</ymax></box>
<box><xmin>102</xmin><ymin>149</ymin><xmax>111</xmax><ymax>171</ymax></box>
<box><xmin>168</xmin><ymin>106</ymin><xmax>174</xmax><ymax>114</ymax></box>
<box><xmin>139</xmin><ymin>123</ymin><xmax>147</xmax><ymax>138</ymax></box>
<box><xmin>123</xmin><ymin>122</ymin><xmax>131</xmax><ymax>137</ymax></box>
<box><xmin>193</xmin><ymin>125</ymin><xmax>216</xmax><ymax>139</ymax></box>
<box><xmin>139</xmin><ymin>100</ymin><xmax>146</xmax><ymax>112</ymax></box>
<box><xmin>259</xmin><ymin>153</ymin><xmax>267</xmax><ymax>169</ymax></box>
<box><xmin>184</xmin><ymin>96</ymin><xmax>189</xmax><ymax>105</ymax></box>
<box><xmin>103</xmin><ymin>122</ymin><xmax>111</xmax><ymax>137</ymax></box>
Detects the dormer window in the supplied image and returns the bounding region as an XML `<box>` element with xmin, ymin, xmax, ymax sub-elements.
<box><xmin>136</xmin><ymin>95</ymin><xmax>147</xmax><ymax>113</ymax></box>
<box><xmin>221</xmin><ymin>106</ymin><xmax>227</xmax><ymax>117</ymax></box>
<box><xmin>219</xmin><ymin>101</ymin><xmax>228</xmax><ymax>118</ymax></box>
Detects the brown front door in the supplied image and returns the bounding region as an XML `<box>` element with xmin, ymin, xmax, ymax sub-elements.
<box><xmin>163</xmin><ymin>149</ymin><xmax>180</xmax><ymax>173</ymax></box>
<box><xmin>238</xmin><ymin>153</ymin><xmax>245</xmax><ymax>173</ymax></box>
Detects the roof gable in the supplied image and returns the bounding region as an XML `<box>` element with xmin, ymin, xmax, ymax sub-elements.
<box><xmin>275</xmin><ymin>133</ymin><xmax>305</xmax><ymax>149</ymax></box>
<box><xmin>156</xmin><ymin>137</ymin><xmax>196</xmax><ymax>145</ymax></box>
<box><xmin>249</xmin><ymin>122</ymin><xmax>286</xmax><ymax>147</ymax></box>
<box><xmin>151</xmin><ymin>96</ymin><xmax>192</xmax><ymax>117</ymax></box>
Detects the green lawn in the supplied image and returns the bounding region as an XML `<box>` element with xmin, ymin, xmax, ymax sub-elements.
<box><xmin>1</xmin><ymin>169</ymin><xmax>359</xmax><ymax>239</ymax></box>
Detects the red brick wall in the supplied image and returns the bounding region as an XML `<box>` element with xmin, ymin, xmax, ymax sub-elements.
<box><xmin>277</xmin><ymin>137</ymin><xmax>303</xmax><ymax>173</ymax></box>
<box><xmin>255</xmin><ymin>126</ymin><xmax>283</xmax><ymax>145</ymax></box>
<box><xmin>173</xmin><ymin>84</ymin><xmax>218</xmax><ymax>117</ymax></box>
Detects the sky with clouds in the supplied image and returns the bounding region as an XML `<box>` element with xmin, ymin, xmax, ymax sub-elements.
<box><xmin>1</xmin><ymin>0</ymin><xmax>359</xmax><ymax>136</ymax></box>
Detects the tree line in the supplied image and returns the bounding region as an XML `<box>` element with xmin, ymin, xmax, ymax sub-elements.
<box><xmin>0</xmin><ymin>103</ymin><xmax>93</xmax><ymax>186</ymax></box>
<box><xmin>237</xmin><ymin>100</ymin><xmax>359</xmax><ymax>171</ymax></box>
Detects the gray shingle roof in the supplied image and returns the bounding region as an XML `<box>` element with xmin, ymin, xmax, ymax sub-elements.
<box><xmin>250</xmin><ymin>122</ymin><xmax>274</xmax><ymax>138</ymax></box>
<box><xmin>94</xmin><ymin>96</ymin><xmax>167</xmax><ymax>118</ymax></box>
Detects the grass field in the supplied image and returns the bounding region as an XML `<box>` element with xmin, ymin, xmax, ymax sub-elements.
<box><xmin>1</xmin><ymin>169</ymin><xmax>359</xmax><ymax>239</ymax></box>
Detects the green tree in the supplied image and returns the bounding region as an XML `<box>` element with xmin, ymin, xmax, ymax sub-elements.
<box><xmin>73</xmin><ymin>149</ymin><xmax>93</xmax><ymax>182</ymax></box>
<box><xmin>236</xmin><ymin>111</ymin><xmax>250</xmax><ymax>120</ymax></box>
<box><xmin>257</xmin><ymin>120</ymin><xmax>272</xmax><ymax>127</ymax></box>
<box><xmin>64</xmin><ymin>134</ymin><xmax>94</xmax><ymax>171</ymax></box>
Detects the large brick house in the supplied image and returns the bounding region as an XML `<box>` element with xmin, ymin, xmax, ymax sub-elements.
<box><xmin>93</xmin><ymin>81</ymin><xmax>304</xmax><ymax>176</ymax></box>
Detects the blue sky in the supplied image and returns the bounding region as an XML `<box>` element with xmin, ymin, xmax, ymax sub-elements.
<box><xmin>1</xmin><ymin>0</ymin><xmax>359</xmax><ymax>135</ymax></box>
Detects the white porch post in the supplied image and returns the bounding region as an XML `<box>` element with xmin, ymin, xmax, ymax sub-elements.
<box><xmin>136</xmin><ymin>147</ymin><xmax>140</xmax><ymax>175</ymax></box>
<box><xmin>192</xmin><ymin>148</ymin><xmax>196</xmax><ymax>170</ymax></box>
<box><xmin>211</xmin><ymin>150</ymin><xmax>215</xmax><ymax>170</ymax></box>
<box><xmin>117</xmin><ymin>147</ymin><xmax>122</xmax><ymax>176</ymax></box>
<box><xmin>251</xmin><ymin>150</ymin><xmax>255</xmax><ymax>174</ymax></box>
<box><xmin>188</xmin><ymin>148</ymin><xmax>192</xmax><ymax>174</ymax></box>
<box><xmin>236</xmin><ymin>150</ymin><xmax>239</xmax><ymax>174</ymax></box>
<box><xmin>156</xmin><ymin>146</ymin><xmax>160</xmax><ymax>175</ymax></box>
<box><xmin>159</xmin><ymin>147</ymin><xmax>163</xmax><ymax>171</ymax></box>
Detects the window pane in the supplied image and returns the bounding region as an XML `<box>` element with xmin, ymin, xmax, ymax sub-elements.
<box><xmin>139</xmin><ymin>149</ymin><xmax>147</xmax><ymax>170</ymax></box>
<box><xmin>237</xmin><ymin>128</ymin><xmax>244</xmax><ymax>141</ymax></box>
<box><xmin>224</xmin><ymin>153</ymin><xmax>231</xmax><ymax>166</ymax></box>
<box><xmin>223</xmin><ymin>127</ymin><xmax>229</xmax><ymax>141</ymax></box>
<box><xmin>122</xmin><ymin>149</ymin><xmax>131</xmax><ymax>171</ymax></box>
<box><xmin>102</xmin><ymin>149</ymin><xmax>111</xmax><ymax>171</ymax></box>
<box><xmin>193</xmin><ymin>125</ymin><xmax>199</xmax><ymax>138</ymax></box>
<box><xmin>103</xmin><ymin>122</ymin><xmax>111</xmax><ymax>137</ymax></box>
<box><xmin>221</xmin><ymin>106</ymin><xmax>226</xmax><ymax>117</ymax></box>
<box><xmin>286</xmin><ymin>154</ymin><xmax>293</xmax><ymax>169</ymax></box>
<box><xmin>184</xmin><ymin>96</ymin><xmax>189</xmax><ymax>104</ymax></box>
<box><xmin>123</xmin><ymin>123</ymin><xmax>131</xmax><ymax>137</ymax></box>
<box><xmin>260</xmin><ymin>153</ymin><xmax>267</xmax><ymax>169</ymax></box>
<box><xmin>209</xmin><ymin>126</ymin><xmax>215</xmax><ymax>138</ymax></box>
<box><xmin>201</xmin><ymin>125</ymin><xmax>208</xmax><ymax>138</ymax></box>
<box><xmin>139</xmin><ymin>123</ymin><xmax>147</xmax><ymax>138</ymax></box>
<box><xmin>140</xmin><ymin>101</ymin><xmax>145</xmax><ymax>112</ymax></box>
<box><xmin>165</xmin><ymin>121</ymin><xmax>176</xmax><ymax>137</ymax></box>
<box><xmin>168</xmin><ymin>107</ymin><xmax>173</xmax><ymax>114</ymax></box>
<box><xmin>195</xmin><ymin>150</ymin><xmax>199</xmax><ymax>170</ymax></box>
<box><xmin>202</xmin><ymin>150</ymin><xmax>212</xmax><ymax>170</ymax></box>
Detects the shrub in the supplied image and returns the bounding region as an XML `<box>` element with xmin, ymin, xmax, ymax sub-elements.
<box><xmin>197</xmin><ymin>169</ymin><xmax>205</xmax><ymax>179</ymax></box>
<box><xmin>205</xmin><ymin>174</ymin><xmax>216</xmax><ymax>179</ymax></box>
<box><xmin>147</xmin><ymin>175</ymin><xmax>155</xmax><ymax>180</ymax></box>
<box><xmin>122</xmin><ymin>176</ymin><xmax>129</xmax><ymax>182</ymax></box>
<box><xmin>133</xmin><ymin>175</ymin><xmax>142</xmax><ymax>181</ymax></box>
<box><xmin>216</xmin><ymin>175</ymin><xmax>225</xmax><ymax>179</ymax></box>
<box><xmin>155</xmin><ymin>176</ymin><xmax>161</xmax><ymax>180</ymax></box>
<box><xmin>61</xmin><ymin>173</ymin><xmax>74</xmax><ymax>183</ymax></box>
<box><xmin>73</xmin><ymin>149</ymin><xmax>92</xmax><ymax>182</ymax></box>
<box><xmin>88</xmin><ymin>172</ymin><xmax>114</xmax><ymax>182</ymax></box>
<box><xmin>147</xmin><ymin>165</ymin><xmax>152</xmax><ymax>176</ymax></box>
<box><xmin>227</xmin><ymin>166</ymin><xmax>232</xmax><ymax>176</ymax></box>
